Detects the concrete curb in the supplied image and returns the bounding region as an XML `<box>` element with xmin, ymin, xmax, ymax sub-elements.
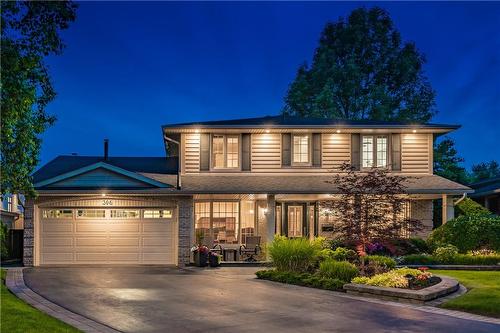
<box><xmin>5</xmin><ymin>268</ymin><xmax>121</xmax><ymax>333</ymax></box>
<box><xmin>401</xmin><ymin>264</ymin><xmax>500</xmax><ymax>271</ymax></box>
<box><xmin>343</xmin><ymin>275</ymin><xmax>459</xmax><ymax>304</ymax></box>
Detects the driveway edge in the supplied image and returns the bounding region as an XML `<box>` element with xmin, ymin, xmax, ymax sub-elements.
<box><xmin>255</xmin><ymin>278</ymin><xmax>500</xmax><ymax>326</ymax></box>
<box><xmin>5</xmin><ymin>268</ymin><xmax>122</xmax><ymax>333</ymax></box>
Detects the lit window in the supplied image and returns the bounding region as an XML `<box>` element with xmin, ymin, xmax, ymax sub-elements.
<box><xmin>362</xmin><ymin>135</ymin><xmax>388</xmax><ymax>168</ymax></box>
<box><xmin>76</xmin><ymin>209</ymin><xmax>106</xmax><ymax>218</ymax></box>
<box><xmin>362</xmin><ymin>136</ymin><xmax>374</xmax><ymax>167</ymax></box>
<box><xmin>288</xmin><ymin>206</ymin><xmax>303</xmax><ymax>237</ymax></box>
<box><xmin>212</xmin><ymin>135</ymin><xmax>239</xmax><ymax>169</ymax></box>
<box><xmin>293</xmin><ymin>135</ymin><xmax>310</xmax><ymax>164</ymax></box>
<box><xmin>144</xmin><ymin>209</ymin><xmax>173</xmax><ymax>219</ymax></box>
<box><xmin>194</xmin><ymin>201</ymin><xmax>239</xmax><ymax>246</ymax></box>
<box><xmin>376</xmin><ymin>137</ymin><xmax>388</xmax><ymax>167</ymax></box>
<box><xmin>110</xmin><ymin>210</ymin><xmax>140</xmax><ymax>219</ymax></box>
<box><xmin>43</xmin><ymin>209</ymin><xmax>73</xmax><ymax>219</ymax></box>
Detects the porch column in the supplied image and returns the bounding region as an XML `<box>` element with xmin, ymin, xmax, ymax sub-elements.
<box><xmin>442</xmin><ymin>194</ymin><xmax>455</xmax><ymax>224</ymax></box>
<box><xmin>266</xmin><ymin>194</ymin><xmax>276</xmax><ymax>243</ymax></box>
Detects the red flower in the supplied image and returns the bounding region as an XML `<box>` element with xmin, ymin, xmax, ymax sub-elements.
<box><xmin>418</xmin><ymin>266</ymin><xmax>429</xmax><ymax>272</ymax></box>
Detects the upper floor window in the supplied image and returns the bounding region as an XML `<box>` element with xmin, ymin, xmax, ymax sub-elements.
<box><xmin>292</xmin><ymin>134</ymin><xmax>310</xmax><ymax>164</ymax></box>
<box><xmin>362</xmin><ymin>135</ymin><xmax>388</xmax><ymax>168</ymax></box>
<box><xmin>212</xmin><ymin>135</ymin><xmax>239</xmax><ymax>169</ymax></box>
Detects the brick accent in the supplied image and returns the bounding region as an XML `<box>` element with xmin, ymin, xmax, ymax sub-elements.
<box><xmin>411</xmin><ymin>200</ymin><xmax>434</xmax><ymax>238</ymax></box>
<box><xmin>23</xmin><ymin>198</ymin><xmax>35</xmax><ymax>267</ymax></box>
<box><xmin>177</xmin><ymin>197</ymin><xmax>193</xmax><ymax>266</ymax></box>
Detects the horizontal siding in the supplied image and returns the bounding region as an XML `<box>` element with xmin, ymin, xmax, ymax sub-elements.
<box><xmin>251</xmin><ymin>133</ymin><xmax>281</xmax><ymax>171</ymax></box>
<box><xmin>183</xmin><ymin>133</ymin><xmax>200</xmax><ymax>173</ymax></box>
<box><xmin>401</xmin><ymin>133</ymin><xmax>431</xmax><ymax>174</ymax></box>
<box><xmin>322</xmin><ymin>133</ymin><xmax>351</xmax><ymax>170</ymax></box>
<box><xmin>48</xmin><ymin>169</ymin><xmax>149</xmax><ymax>188</ymax></box>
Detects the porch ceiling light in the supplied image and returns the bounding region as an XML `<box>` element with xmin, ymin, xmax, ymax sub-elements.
<box><xmin>101</xmin><ymin>193</ymin><xmax>106</xmax><ymax>197</ymax></box>
<box><xmin>195</xmin><ymin>129</ymin><xmax>200</xmax><ymax>133</ymax></box>
<box><xmin>265</xmin><ymin>129</ymin><xmax>270</xmax><ymax>133</ymax></box>
<box><xmin>336</xmin><ymin>129</ymin><xmax>341</xmax><ymax>133</ymax></box>
<box><xmin>412</xmin><ymin>129</ymin><xmax>417</xmax><ymax>133</ymax></box>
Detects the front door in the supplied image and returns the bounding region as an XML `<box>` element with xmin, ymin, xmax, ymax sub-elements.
<box><xmin>287</xmin><ymin>205</ymin><xmax>305</xmax><ymax>238</ymax></box>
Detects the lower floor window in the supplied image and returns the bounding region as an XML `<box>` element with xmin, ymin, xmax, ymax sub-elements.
<box><xmin>195</xmin><ymin>201</ymin><xmax>239</xmax><ymax>245</ymax></box>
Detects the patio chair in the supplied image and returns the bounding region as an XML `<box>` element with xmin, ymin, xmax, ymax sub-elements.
<box><xmin>239</xmin><ymin>236</ymin><xmax>261</xmax><ymax>262</ymax></box>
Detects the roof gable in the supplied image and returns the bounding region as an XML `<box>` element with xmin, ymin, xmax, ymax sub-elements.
<box><xmin>34</xmin><ymin>162</ymin><xmax>170</xmax><ymax>189</ymax></box>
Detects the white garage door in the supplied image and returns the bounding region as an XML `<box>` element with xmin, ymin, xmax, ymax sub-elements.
<box><xmin>40</xmin><ymin>208</ymin><xmax>176</xmax><ymax>265</ymax></box>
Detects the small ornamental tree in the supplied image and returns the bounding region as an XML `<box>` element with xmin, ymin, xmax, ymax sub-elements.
<box><xmin>324</xmin><ymin>163</ymin><xmax>422</xmax><ymax>270</ymax></box>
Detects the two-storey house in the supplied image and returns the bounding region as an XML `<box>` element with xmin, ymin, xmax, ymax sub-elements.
<box><xmin>25</xmin><ymin>116</ymin><xmax>471</xmax><ymax>267</ymax></box>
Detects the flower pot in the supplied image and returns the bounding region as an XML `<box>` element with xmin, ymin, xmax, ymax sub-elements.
<box><xmin>194</xmin><ymin>251</ymin><xmax>208</xmax><ymax>267</ymax></box>
<box><xmin>209</xmin><ymin>254</ymin><xmax>221</xmax><ymax>267</ymax></box>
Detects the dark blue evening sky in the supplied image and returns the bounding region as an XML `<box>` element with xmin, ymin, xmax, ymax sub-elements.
<box><xmin>42</xmin><ymin>1</ymin><xmax>500</xmax><ymax>169</ymax></box>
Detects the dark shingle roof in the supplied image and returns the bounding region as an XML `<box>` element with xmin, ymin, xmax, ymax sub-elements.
<box><xmin>33</xmin><ymin>156</ymin><xmax>178</xmax><ymax>183</ymax></box>
<box><xmin>468</xmin><ymin>177</ymin><xmax>500</xmax><ymax>197</ymax></box>
<box><xmin>162</xmin><ymin>115</ymin><xmax>460</xmax><ymax>129</ymax></box>
<box><xmin>140</xmin><ymin>174</ymin><xmax>472</xmax><ymax>195</ymax></box>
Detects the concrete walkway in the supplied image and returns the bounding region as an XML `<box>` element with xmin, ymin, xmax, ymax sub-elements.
<box><xmin>10</xmin><ymin>266</ymin><xmax>500</xmax><ymax>332</ymax></box>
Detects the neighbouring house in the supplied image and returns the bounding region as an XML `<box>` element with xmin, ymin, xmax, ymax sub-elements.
<box><xmin>24</xmin><ymin>116</ymin><xmax>472</xmax><ymax>267</ymax></box>
<box><xmin>469</xmin><ymin>177</ymin><xmax>500</xmax><ymax>215</ymax></box>
<box><xmin>1</xmin><ymin>193</ymin><xmax>24</xmax><ymax>260</ymax></box>
<box><xmin>1</xmin><ymin>194</ymin><xmax>24</xmax><ymax>230</ymax></box>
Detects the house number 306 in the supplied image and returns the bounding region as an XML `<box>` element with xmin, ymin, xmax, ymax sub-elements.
<box><xmin>102</xmin><ymin>200</ymin><xmax>113</xmax><ymax>206</ymax></box>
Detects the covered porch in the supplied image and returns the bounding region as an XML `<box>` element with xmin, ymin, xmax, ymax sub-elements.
<box><xmin>191</xmin><ymin>193</ymin><xmax>454</xmax><ymax>263</ymax></box>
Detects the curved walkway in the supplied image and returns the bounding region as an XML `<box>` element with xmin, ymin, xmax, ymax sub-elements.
<box><xmin>9</xmin><ymin>267</ymin><xmax>500</xmax><ymax>333</ymax></box>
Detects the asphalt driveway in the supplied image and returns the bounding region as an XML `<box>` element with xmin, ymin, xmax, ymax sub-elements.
<box><xmin>24</xmin><ymin>266</ymin><xmax>499</xmax><ymax>333</ymax></box>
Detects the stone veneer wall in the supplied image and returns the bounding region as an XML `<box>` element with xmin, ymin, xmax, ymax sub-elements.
<box><xmin>177</xmin><ymin>197</ymin><xmax>193</xmax><ymax>266</ymax></box>
<box><xmin>411</xmin><ymin>200</ymin><xmax>434</xmax><ymax>239</ymax></box>
<box><xmin>23</xmin><ymin>195</ymin><xmax>194</xmax><ymax>267</ymax></box>
<box><xmin>23</xmin><ymin>198</ymin><xmax>35</xmax><ymax>266</ymax></box>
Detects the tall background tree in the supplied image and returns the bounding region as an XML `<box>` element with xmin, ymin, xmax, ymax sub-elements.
<box><xmin>470</xmin><ymin>161</ymin><xmax>500</xmax><ymax>183</ymax></box>
<box><xmin>1</xmin><ymin>1</ymin><xmax>77</xmax><ymax>197</ymax></box>
<box><xmin>283</xmin><ymin>7</ymin><xmax>436</xmax><ymax>122</ymax></box>
<box><xmin>433</xmin><ymin>137</ymin><xmax>469</xmax><ymax>185</ymax></box>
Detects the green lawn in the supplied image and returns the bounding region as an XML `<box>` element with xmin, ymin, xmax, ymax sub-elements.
<box><xmin>1</xmin><ymin>269</ymin><xmax>80</xmax><ymax>333</ymax></box>
<box><xmin>431</xmin><ymin>270</ymin><xmax>500</xmax><ymax>318</ymax></box>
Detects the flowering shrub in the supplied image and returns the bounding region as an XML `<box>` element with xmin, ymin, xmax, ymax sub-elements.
<box><xmin>351</xmin><ymin>267</ymin><xmax>434</xmax><ymax>289</ymax></box>
<box><xmin>191</xmin><ymin>245</ymin><xmax>209</xmax><ymax>254</ymax></box>
<box><xmin>433</xmin><ymin>245</ymin><xmax>459</xmax><ymax>263</ymax></box>
<box><xmin>468</xmin><ymin>249</ymin><xmax>497</xmax><ymax>256</ymax></box>
<box><xmin>352</xmin><ymin>270</ymin><xmax>409</xmax><ymax>288</ymax></box>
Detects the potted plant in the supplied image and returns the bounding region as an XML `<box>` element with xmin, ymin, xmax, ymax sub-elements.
<box><xmin>208</xmin><ymin>251</ymin><xmax>222</xmax><ymax>267</ymax></box>
<box><xmin>191</xmin><ymin>245</ymin><xmax>209</xmax><ymax>267</ymax></box>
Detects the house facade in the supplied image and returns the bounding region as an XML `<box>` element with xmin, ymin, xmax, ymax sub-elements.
<box><xmin>25</xmin><ymin>116</ymin><xmax>472</xmax><ymax>267</ymax></box>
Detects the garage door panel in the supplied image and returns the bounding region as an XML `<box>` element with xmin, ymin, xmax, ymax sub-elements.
<box><xmin>143</xmin><ymin>237</ymin><xmax>172</xmax><ymax>246</ymax></box>
<box><xmin>76</xmin><ymin>223</ymin><xmax>108</xmax><ymax>233</ymax></box>
<box><xmin>108</xmin><ymin>223</ymin><xmax>140</xmax><ymax>233</ymax></box>
<box><xmin>142</xmin><ymin>245</ymin><xmax>171</xmax><ymax>253</ymax></box>
<box><xmin>109</xmin><ymin>237</ymin><xmax>140</xmax><ymax>246</ymax></box>
<box><xmin>43</xmin><ymin>237</ymin><xmax>74</xmax><ymax>246</ymax></box>
<box><xmin>40</xmin><ymin>207</ymin><xmax>176</xmax><ymax>265</ymax></box>
<box><xmin>76</xmin><ymin>237</ymin><xmax>108</xmax><ymax>246</ymax></box>
<box><xmin>43</xmin><ymin>223</ymin><xmax>73</xmax><ymax>233</ymax></box>
<box><xmin>143</xmin><ymin>253</ymin><xmax>174</xmax><ymax>262</ymax></box>
<box><xmin>143</xmin><ymin>223</ymin><xmax>171</xmax><ymax>233</ymax></box>
<box><xmin>76</xmin><ymin>252</ymin><xmax>110</xmax><ymax>262</ymax></box>
<box><xmin>42</xmin><ymin>253</ymin><xmax>74</xmax><ymax>262</ymax></box>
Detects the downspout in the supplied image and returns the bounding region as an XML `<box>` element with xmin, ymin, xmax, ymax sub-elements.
<box><xmin>454</xmin><ymin>192</ymin><xmax>467</xmax><ymax>205</ymax></box>
<box><xmin>164</xmin><ymin>135</ymin><xmax>181</xmax><ymax>190</ymax></box>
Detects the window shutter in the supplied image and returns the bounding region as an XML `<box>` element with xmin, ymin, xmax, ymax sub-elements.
<box><xmin>391</xmin><ymin>133</ymin><xmax>401</xmax><ymax>171</ymax></box>
<box><xmin>351</xmin><ymin>133</ymin><xmax>360</xmax><ymax>171</ymax></box>
<box><xmin>312</xmin><ymin>133</ymin><xmax>321</xmax><ymax>167</ymax></box>
<box><xmin>282</xmin><ymin>133</ymin><xmax>291</xmax><ymax>167</ymax></box>
<box><xmin>199</xmin><ymin>133</ymin><xmax>210</xmax><ymax>171</ymax></box>
<box><xmin>242</xmin><ymin>133</ymin><xmax>251</xmax><ymax>171</ymax></box>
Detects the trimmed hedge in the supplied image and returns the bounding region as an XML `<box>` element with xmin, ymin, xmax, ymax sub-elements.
<box><xmin>401</xmin><ymin>253</ymin><xmax>500</xmax><ymax>266</ymax></box>
<box><xmin>318</xmin><ymin>260</ymin><xmax>358</xmax><ymax>282</ymax></box>
<box><xmin>427</xmin><ymin>215</ymin><xmax>500</xmax><ymax>252</ymax></box>
<box><xmin>455</xmin><ymin>197</ymin><xmax>491</xmax><ymax>217</ymax></box>
<box><xmin>256</xmin><ymin>270</ymin><xmax>345</xmax><ymax>291</ymax></box>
